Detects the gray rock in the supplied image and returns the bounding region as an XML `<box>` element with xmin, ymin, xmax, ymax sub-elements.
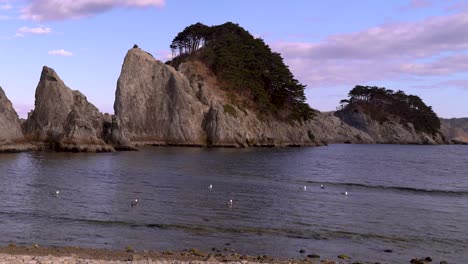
<box><xmin>307</xmin><ymin>112</ymin><xmax>374</xmax><ymax>144</ymax></box>
<box><xmin>0</xmin><ymin>86</ymin><xmax>35</xmax><ymax>152</ymax></box>
<box><xmin>335</xmin><ymin>109</ymin><xmax>445</xmax><ymax>144</ymax></box>
<box><xmin>440</xmin><ymin>118</ymin><xmax>468</xmax><ymax>144</ymax></box>
<box><xmin>113</xmin><ymin>48</ymin><xmax>206</xmax><ymax>147</ymax></box>
<box><xmin>23</xmin><ymin>66</ymin><xmax>114</xmax><ymax>152</ymax></box>
<box><xmin>112</xmin><ymin>47</ymin><xmax>447</xmax><ymax>148</ymax></box>
<box><xmin>112</xmin><ymin>48</ymin><xmax>323</xmax><ymax>148</ymax></box>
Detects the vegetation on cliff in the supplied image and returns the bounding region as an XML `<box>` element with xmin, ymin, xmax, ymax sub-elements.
<box><xmin>167</xmin><ymin>22</ymin><xmax>314</xmax><ymax>121</ymax></box>
<box><xmin>337</xmin><ymin>85</ymin><xmax>441</xmax><ymax>135</ymax></box>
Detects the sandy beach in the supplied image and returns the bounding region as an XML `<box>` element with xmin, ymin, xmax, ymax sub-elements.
<box><xmin>0</xmin><ymin>245</ymin><xmax>382</xmax><ymax>264</ymax></box>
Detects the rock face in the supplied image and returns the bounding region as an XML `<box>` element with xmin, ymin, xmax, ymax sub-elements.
<box><xmin>0</xmin><ymin>87</ymin><xmax>35</xmax><ymax>152</ymax></box>
<box><xmin>335</xmin><ymin>109</ymin><xmax>445</xmax><ymax>144</ymax></box>
<box><xmin>114</xmin><ymin>48</ymin><xmax>206</xmax><ymax>146</ymax></box>
<box><xmin>441</xmin><ymin>118</ymin><xmax>468</xmax><ymax>144</ymax></box>
<box><xmin>113</xmin><ymin>48</ymin><xmax>449</xmax><ymax>148</ymax></box>
<box><xmin>113</xmin><ymin>48</ymin><xmax>327</xmax><ymax>147</ymax></box>
<box><xmin>308</xmin><ymin>112</ymin><xmax>374</xmax><ymax>144</ymax></box>
<box><xmin>23</xmin><ymin>66</ymin><xmax>114</xmax><ymax>152</ymax></box>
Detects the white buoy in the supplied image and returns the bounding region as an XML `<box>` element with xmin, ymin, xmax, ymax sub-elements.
<box><xmin>131</xmin><ymin>199</ymin><xmax>139</xmax><ymax>207</ymax></box>
<box><xmin>320</xmin><ymin>184</ymin><xmax>325</xmax><ymax>189</ymax></box>
<box><xmin>209</xmin><ymin>184</ymin><xmax>213</xmax><ymax>190</ymax></box>
<box><xmin>303</xmin><ymin>186</ymin><xmax>307</xmax><ymax>191</ymax></box>
<box><xmin>343</xmin><ymin>191</ymin><xmax>348</xmax><ymax>196</ymax></box>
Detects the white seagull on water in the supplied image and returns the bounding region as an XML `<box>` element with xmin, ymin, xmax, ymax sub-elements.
<box><xmin>209</xmin><ymin>184</ymin><xmax>213</xmax><ymax>190</ymax></box>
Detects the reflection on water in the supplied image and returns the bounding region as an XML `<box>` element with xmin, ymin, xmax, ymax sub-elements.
<box><xmin>0</xmin><ymin>145</ymin><xmax>467</xmax><ymax>263</ymax></box>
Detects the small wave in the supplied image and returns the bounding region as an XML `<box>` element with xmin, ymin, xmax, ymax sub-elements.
<box><xmin>305</xmin><ymin>180</ymin><xmax>468</xmax><ymax>196</ymax></box>
<box><xmin>1</xmin><ymin>210</ymin><xmax>467</xmax><ymax>248</ymax></box>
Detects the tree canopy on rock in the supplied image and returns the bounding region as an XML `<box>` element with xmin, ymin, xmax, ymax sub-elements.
<box><xmin>338</xmin><ymin>85</ymin><xmax>441</xmax><ymax>135</ymax></box>
<box><xmin>168</xmin><ymin>22</ymin><xmax>314</xmax><ymax>121</ymax></box>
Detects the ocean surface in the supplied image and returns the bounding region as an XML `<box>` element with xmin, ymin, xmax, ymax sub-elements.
<box><xmin>0</xmin><ymin>145</ymin><xmax>467</xmax><ymax>263</ymax></box>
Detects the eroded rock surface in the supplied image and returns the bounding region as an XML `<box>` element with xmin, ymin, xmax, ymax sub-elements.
<box><xmin>23</xmin><ymin>66</ymin><xmax>113</xmax><ymax>152</ymax></box>
<box><xmin>0</xmin><ymin>87</ymin><xmax>35</xmax><ymax>152</ymax></box>
<box><xmin>335</xmin><ymin>109</ymin><xmax>445</xmax><ymax>144</ymax></box>
<box><xmin>441</xmin><ymin>118</ymin><xmax>468</xmax><ymax>144</ymax></box>
<box><xmin>113</xmin><ymin>48</ymin><xmax>326</xmax><ymax>148</ymax></box>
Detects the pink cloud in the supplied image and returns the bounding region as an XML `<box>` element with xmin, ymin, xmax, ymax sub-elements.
<box><xmin>276</xmin><ymin>11</ymin><xmax>468</xmax><ymax>61</ymax></box>
<box><xmin>21</xmin><ymin>0</ymin><xmax>165</xmax><ymax>21</ymax></box>
<box><xmin>413</xmin><ymin>79</ymin><xmax>468</xmax><ymax>90</ymax></box>
<box><xmin>274</xmin><ymin>11</ymin><xmax>468</xmax><ymax>88</ymax></box>
<box><xmin>400</xmin><ymin>54</ymin><xmax>468</xmax><ymax>76</ymax></box>
<box><xmin>399</xmin><ymin>0</ymin><xmax>432</xmax><ymax>11</ymax></box>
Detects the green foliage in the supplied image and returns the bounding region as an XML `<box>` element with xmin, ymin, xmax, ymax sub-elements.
<box><xmin>168</xmin><ymin>22</ymin><xmax>314</xmax><ymax>121</ymax></box>
<box><xmin>223</xmin><ymin>104</ymin><xmax>238</xmax><ymax>118</ymax></box>
<box><xmin>339</xmin><ymin>85</ymin><xmax>441</xmax><ymax>135</ymax></box>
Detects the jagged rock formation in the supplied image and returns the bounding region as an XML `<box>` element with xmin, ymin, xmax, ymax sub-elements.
<box><xmin>22</xmin><ymin>67</ymin><xmax>114</xmax><ymax>152</ymax></box>
<box><xmin>0</xmin><ymin>87</ymin><xmax>35</xmax><ymax>152</ymax></box>
<box><xmin>112</xmin><ymin>47</ymin><xmax>451</xmax><ymax>148</ymax></box>
<box><xmin>441</xmin><ymin>118</ymin><xmax>468</xmax><ymax>144</ymax></box>
<box><xmin>112</xmin><ymin>48</ymin><xmax>327</xmax><ymax>148</ymax></box>
<box><xmin>3</xmin><ymin>47</ymin><xmax>449</xmax><ymax>152</ymax></box>
<box><xmin>114</xmin><ymin>49</ymin><xmax>207</xmax><ymax>146</ymax></box>
<box><xmin>335</xmin><ymin>110</ymin><xmax>445</xmax><ymax>144</ymax></box>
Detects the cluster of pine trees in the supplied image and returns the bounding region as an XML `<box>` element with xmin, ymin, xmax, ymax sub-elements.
<box><xmin>338</xmin><ymin>85</ymin><xmax>441</xmax><ymax>135</ymax></box>
<box><xmin>168</xmin><ymin>22</ymin><xmax>314</xmax><ymax>121</ymax></box>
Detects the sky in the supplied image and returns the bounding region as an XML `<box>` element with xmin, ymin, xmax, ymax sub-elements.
<box><xmin>1</xmin><ymin>0</ymin><xmax>468</xmax><ymax>118</ymax></box>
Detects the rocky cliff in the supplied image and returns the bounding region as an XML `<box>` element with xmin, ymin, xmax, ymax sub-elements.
<box><xmin>0</xmin><ymin>87</ymin><xmax>35</xmax><ymax>152</ymax></box>
<box><xmin>2</xmin><ymin>47</ymin><xmax>452</xmax><ymax>153</ymax></box>
<box><xmin>308</xmin><ymin>112</ymin><xmax>374</xmax><ymax>144</ymax></box>
<box><xmin>112</xmin><ymin>48</ymin><xmax>329</xmax><ymax>148</ymax></box>
<box><xmin>440</xmin><ymin>118</ymin><xmax>468</xmax><ymax>144</ymax></box>
<box><xmin>111</xmin><ymin>47</ymin><xmax>450</xmax><ymax>148</ymax></box>
<box><xmin>335</xmin><ymin>109</ymin><xmax>445</xmax><ymax>144</ymax></box>
<box><xmin>22</xmin><ymin>67</ymin><xmax>114</xmax><ymax>152</ymax></box>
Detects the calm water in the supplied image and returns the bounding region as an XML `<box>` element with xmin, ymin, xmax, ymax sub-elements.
<box><xmin>0</xmin><ymin>145</ymin><xmax>467</xmax><ymax>263</ymax></box>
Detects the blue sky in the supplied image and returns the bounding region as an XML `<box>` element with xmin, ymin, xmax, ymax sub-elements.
<box><xmin>1</xmin><ymin>0</ymin><xmax>468</xmax><ymax>118</ymax></box>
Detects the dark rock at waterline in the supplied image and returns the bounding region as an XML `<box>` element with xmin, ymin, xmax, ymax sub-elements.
<box><xmin>384</xmin><ymin>249</ymin><xmax>393</xmax><ymax>253</ymax></box>
<box><xmin>307</xmin><ymin>254</ymin><xmax>320</xmax><ymax>258</ymax></box>
<box><xmin>299</xmin><ymin>249</ymin><xmax>305</xmax><ymax>253</ymax></box>
<box><xmin>338</xmin><ymin>254</ymin><xmax>351</xmax><ymax>259</ymax></box>
<box><xmin>411</xmin><ymin>258</ymin><xmax>431</xmax><ymax>264</ymax></box>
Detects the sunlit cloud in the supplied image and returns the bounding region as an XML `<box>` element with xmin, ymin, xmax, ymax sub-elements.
<box><xmin>274</xmin><ymin>11</ymin><xmax>468</xmax><ymax>88</ymax></box>
<box><xmin>48</xmin><ymin>49</ymin><xmax>74</xmax><ymax>56</ymax></box>
<box><xmin>21</xmin><ymin>0</ymin><xmax>166</xmax><ymax>21</ymax></box>
<box><xmin>15</xmin><ymin>26</ymin><xmax>52</xmax><ymax>37</ymax></box>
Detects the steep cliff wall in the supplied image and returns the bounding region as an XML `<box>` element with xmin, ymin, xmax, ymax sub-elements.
<box><xmin>112</xmin><ymin>47</ymin><xmax>449</xmax><ymax>148</ymax></box>
<box><xmin>112</xmin><ymin>48</ymin><xmax>328</xmax><ymax>148</ymax></box>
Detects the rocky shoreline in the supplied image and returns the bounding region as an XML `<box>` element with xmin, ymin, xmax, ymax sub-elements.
<box><xmin>0</xmin><ymin>47</ymin><xmax>464</xmax><ymax>153</ymax></box>
<box><xmin>0</xmin><ymin>245</ymin><xmax>448</xmax><ymax>264</ymax></box>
